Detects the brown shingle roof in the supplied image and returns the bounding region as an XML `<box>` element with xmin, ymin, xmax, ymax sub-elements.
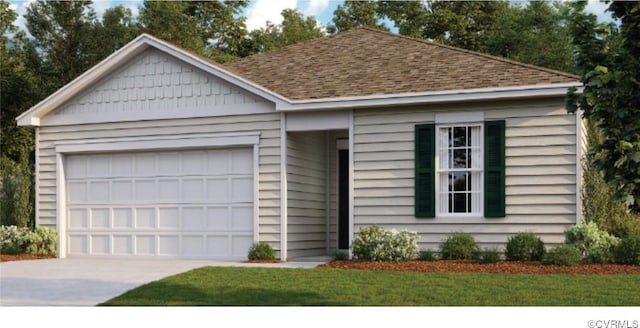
<box><xmin>223</xmin><ymin>27</ymin><xmax>578</xmax><ymax>100</ymax></box>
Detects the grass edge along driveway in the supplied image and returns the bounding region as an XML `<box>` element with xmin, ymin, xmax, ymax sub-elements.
<box><xmin>100</xmin><ymin>266</ymin><xmax>640</xmax><ymax>306</ymax></box>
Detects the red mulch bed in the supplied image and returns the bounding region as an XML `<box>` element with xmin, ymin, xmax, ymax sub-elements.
<box><xmin>243</xmin><ymin>259</ymin><xmax>283</xmax><ymax>263</ymax></box>
<box><xmin>320</xmin><ymin>260</ymin><xmax>640</xmax><ymax>274</ymax></box>
<box><xmin>0</xmin><ymin>254</ymin><xmax>55</xmax><ymax>262</ymax></box>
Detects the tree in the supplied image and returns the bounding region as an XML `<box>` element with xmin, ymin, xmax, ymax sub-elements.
<box><xmin>377</xmin><ymin>1</ymin><xmax>427</xmax><ymax>38</ymax></box>
<box><xmin>246</xmin><ymin>9</ymin><xmax>324</xmax><ymax>53</ymax></box>
<box><xmin>138</xmin><ymin>1</ymin><xmax>205</xmax><ymax>53</ymax></box>
<box><xmin>138</xmin><ymin>0</ymin><xmax>250</xmax><ymax>62</ymax></box>
<box><xmin>420</xmin><ymin>0</ymin><xmax>509</xmax><ymax>51</ymax></box>
<box><xmin>1</xmin><ymin>0</ymin><xmax>37</xmax><ymax>227</ymax></box>
<box><xmin>483</xmin><ymin>1</ymin><xmax>574</xmax><ymax>72</ymax></box>
<box><xmin>93</xmin><ymin>5</ymin><xmax>140</xmax><ymax>61</ymax></box>
<box><xmin>25</xmin><ymin>0</ymin><xmax>100</xmax><ymax>91</ymax></box>
<box><xmin>327</xmin><ymin>0</ymin><xmax>389</xmax><ymax>34</ymax></box>
<box><xmin>566</xmin><ymin>1</ymin><xmax>640</xmax><ymax>212</ymax></box>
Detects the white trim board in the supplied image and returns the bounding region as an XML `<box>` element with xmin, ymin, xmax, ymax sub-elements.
<box><xmin>286</xmin><ymin>111</ymin><xmax>350</xmax><ymax>131</ymax></box>
<box><xmin>41</xmin><ymin>102</ymin><xmax>275</xmax><ymax>126</ymax></box>
<box><xmin>55</xmin><ymin>132</ymin><xmax>260</xmax><ymax>153</ymax></box>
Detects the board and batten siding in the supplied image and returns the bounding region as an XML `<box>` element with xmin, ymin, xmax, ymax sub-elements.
<box><xmin>353</xmin><ymin>98</ymin><xmax>579</xmax><ymax>250</ymax></box>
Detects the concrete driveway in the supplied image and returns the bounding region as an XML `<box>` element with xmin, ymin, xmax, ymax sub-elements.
<box><xmin>0</xmin><ymin>258</ymin><xmax>325</xmax><ymax>306</ymax></box>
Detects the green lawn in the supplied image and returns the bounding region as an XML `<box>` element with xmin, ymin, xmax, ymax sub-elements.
<box><xmin>101</xmin><ymin>266</ymin><xmax>640</xmax><ymax>306</ymax></box>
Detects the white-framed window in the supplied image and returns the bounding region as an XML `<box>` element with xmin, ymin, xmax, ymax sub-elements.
<box><xmin>436</xmin><ymin>124</ymin><xmax>483</xmax><ymax>216</ymax></box>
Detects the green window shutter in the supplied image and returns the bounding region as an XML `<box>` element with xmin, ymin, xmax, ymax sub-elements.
<box><xmin>415</xmin><ymin>124</ymin><xmax>436</xmax><ymax>218</ymax></box>
<box><xmin>484</xmin><ymin>120</ymin><xmax>506</xmax><ymax>218</ymax></box>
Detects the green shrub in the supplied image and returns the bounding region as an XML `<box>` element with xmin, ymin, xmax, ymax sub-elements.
<box><xmin>25</xmin><ymin>226</ymin><xmax>58</xmax><ymax>256</ymax></box>
<box><xmin>564</xmin><ymin>222</ymin><xmax>620</xmax><ymax>263</ymax></box>
<box><xmin>0</xmin><ymin>225</ymin><xmax>57</xmax><ymax>256</ymax></box>
<box><xmin>416</xmin><ymin>249</ymin><xmax>437</xmax><ymax>261</ymax></box>
<box><xmin>439</xmin><ymin>232</ymin><xmax>479</xmax><ymax>260</ymax></box>
<box><xmin>351</xmin><ymin>225</ymin><xmax>418</xmax><ymax>261</ymax></box>
<box><xmin>479</xmin><ymin>248</ymin><xmax>502</xmax><ymax>264</ymax></box>
<box><xmin>0</xmin><ymin>225</ymin><xmax>30</xmax><ymax>254</ymax></box>
<box><xmin>247</xmin><ymin>242</ymin><xmax>276</xmax><ymax>260</ymax></box>
<box><xmin>505</xmin><ymin>232</ymin><xmax>545</xmax><ymax>261</ymax></box>
<box><xmin>542</xmin><ymin>245</ymin><xmax>582</xmax><ymax>266</ymax></box>
<box><xmin>581</xmin><ymin>120</ymin><xmax>640</xmax><ymax>238</ymax></box>
<box><xmin>613</xmin><ymin>235</ymin><xmax>640</xmax><ymax>265</ymax></box>
<box><xmin>333</xmin><ymin>250</ymin><xmax>349</xmax><ymax>261</ymax></box>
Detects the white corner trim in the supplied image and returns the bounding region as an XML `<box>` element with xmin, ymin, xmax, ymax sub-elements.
<box><xmin>54</xmin><ymin>132</ymin><xmax>260</xmax><ymax>154</ymax></box>
<box><xmin>324</xmin><ymin>132</ymin><xmax>331</xmax><ymax>255</ymax></box>
<box><xmin>348</xmin><ymin>110</ymin><xmax>355</xmax><ymax>257</ymax></box>
<box><xmin>253</xmin><ymin>144</ymin><xmax>260</xmax><ymax>243</ymax></box>
<box><xmin>435</xmin><ymin>111</ymin><xmax>485</xmax><ymax>124</ymax></box>
<box><xmin>34</xmin><ymin>128</ymin><xmax>40</xmax><ymax>227</ymax></box>
<box><xmin>575</xmin><ymin>109</ymin><xmax>584</xmax><ymax>225</ymax></box>
<box><xmin>56</xmin><ymin>153</ymin><xmax>67</xmax><ymax>259</ymax></box>
<box><xmin>279</xmin><ymin>112</ymin><xmax>288</xmax><ymax>261</ymax></box>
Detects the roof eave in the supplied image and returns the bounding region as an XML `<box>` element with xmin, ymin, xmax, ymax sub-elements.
<box><xmin>275</xmin><ymin>83</ymin><xmax>584</xmax><ymax>111</ymax></box>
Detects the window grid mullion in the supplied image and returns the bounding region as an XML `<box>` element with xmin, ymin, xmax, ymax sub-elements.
<box><xmin>436</xmin><ymin>124</ymin><xmax>482</xmax><ymax>216</ymax></box>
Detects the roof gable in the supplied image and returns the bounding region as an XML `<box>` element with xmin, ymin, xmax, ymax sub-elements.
<box><xmin>223</xmin><ymin>28</ymin><xmax>579</xmax><ymax>100</ymax></box>
<box><xmin>42</xmin><ymin>48</ymin><xmax>271</xmax><ymax>126</ymax></box>
<box><xmin>17</xmin><ymin>34</ymin><xmax>285</xmax><ymax>126</ymax></box>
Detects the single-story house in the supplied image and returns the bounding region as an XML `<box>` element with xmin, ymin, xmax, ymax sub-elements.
<box><xmin>17</xmin><ymin>28</ymin><xmax>584</xmax><ymax>261</ymax></box>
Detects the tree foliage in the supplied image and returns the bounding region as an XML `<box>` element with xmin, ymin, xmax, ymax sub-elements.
<box><xmin>1</xmin><ymin>1</ymin><xmax>37</xmax><ymax>227</ymax></box>
<box><xmin>138</xmin><ymin>0</ymin><xmax>249</xmax><ymax>62</ymax></box>
<box><xmin>327</xmin><ymin>0</ymin><xmax>389</xmax><ymax>34</ymax></box>
<box><xmin>246</xmin><ymin>9</ymin><xmax>324</xmax><ymax>54</ymax></box>
<box><xmin>567</xmin><ymin>1</ymin><xmax>640</xmax><ymax>213</ymax></box>
<box><xmin>483</xmin><ymin>1</ymin><xmax>574</xmax><ymax>72</ymax></box>
<box><xmin>94</xmin><ymin>5</ymin><xmax>140</xmax><ymax>60</ymax></box>
<box><xmin>376</xmin><ymin>0</ymin><xmax>573</xmax><ymax>71</ymax></box>
<box><xmin>25</xmin><ymin>0</ymin><xmax>99</xmax><ymax>90</ymax></box>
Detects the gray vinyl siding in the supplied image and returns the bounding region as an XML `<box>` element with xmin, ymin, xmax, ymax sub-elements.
<box><xmin>353</xmin><ymin>98</ymin><xmax>578</xmax><ymax>250</ymax></box>
<box><xmin>286</xmin><ymin>131</ymin><xmax>326</xmax><ymax>258</ymax></box>
<box><xmin>37</xmin><ymin>113</ymin><xmax>282</xmax><ymax>252</ymax></box>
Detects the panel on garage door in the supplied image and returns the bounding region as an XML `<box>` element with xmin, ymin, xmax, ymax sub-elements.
<box><xmin>65</xmin><ymin>148</ymin><xmax>254</xmax><ymax>260</ymax></box>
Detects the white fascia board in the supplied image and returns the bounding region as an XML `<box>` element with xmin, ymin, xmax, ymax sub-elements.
<box><xmin>16</xmin><ymin>34</ymin><xmax>288</xmax><ymax>127</ymax></box>
<box><xmin>275</xmin><ymin>83</ymin><xmax>584</xmax><ymax>112</ymax></box>
<box><xmin>16</xmin><ymin>34</ymin><xmax>152</xmax><ymax>126</ymax></box>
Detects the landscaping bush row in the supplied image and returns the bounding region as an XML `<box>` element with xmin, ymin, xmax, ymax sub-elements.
<box><xmin>345</xmin><ymin>224</ymin><xmax>640</xmax><ymax>266</ymax></box>
<box><xmin>0</xmin><ymin>225</ymin><xmax>58</xmax><ymax>256</ymax></box>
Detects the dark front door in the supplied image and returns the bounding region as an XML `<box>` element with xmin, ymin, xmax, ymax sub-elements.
<box><xmin>338</xmin><ymin>149</ymin><xmax>349</xmax><ymax>249</ymax></box>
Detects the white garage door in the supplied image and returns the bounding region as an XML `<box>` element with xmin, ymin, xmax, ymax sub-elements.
<box><xmin>65</xmin><ymin>148</ymin><xmax>254</xmax><ymax>260</ymax></box>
